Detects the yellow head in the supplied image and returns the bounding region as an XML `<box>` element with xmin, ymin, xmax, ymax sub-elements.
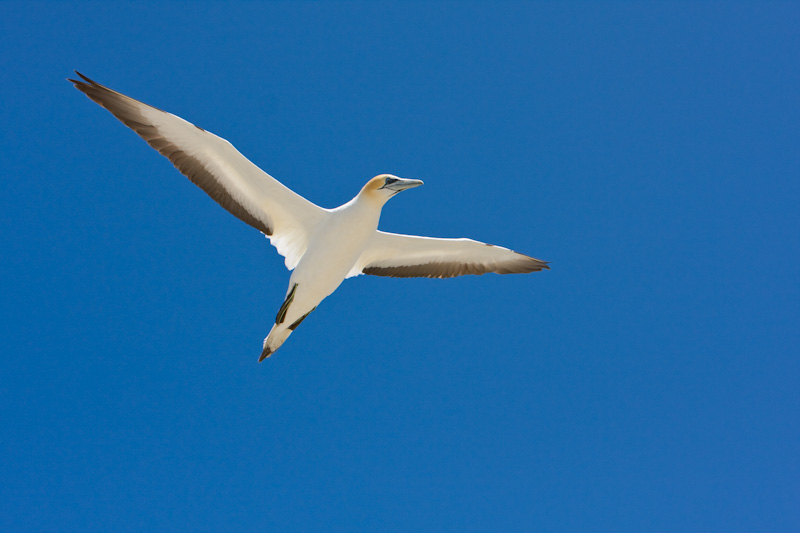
<box><xmin>359</xmin><ymin>174</ymin><xmax>424</xmax><ymax>205</ymax></box>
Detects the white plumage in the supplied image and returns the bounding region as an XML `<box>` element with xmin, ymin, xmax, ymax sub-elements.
<box><xmin>70</xmin><ymin>72</ymin><xmax>549</xmax><ymax>360</ymax></box>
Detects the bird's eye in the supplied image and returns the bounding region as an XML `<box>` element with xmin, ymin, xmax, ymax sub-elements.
<box><xmin>385</xmin><ymin>177</ymin><xmax>398</xmax><ymax>185</ymax></box>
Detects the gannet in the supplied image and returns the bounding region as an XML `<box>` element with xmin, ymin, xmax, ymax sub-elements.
<box><xmin>69</xmin><ymin>72</ymin><xmax>549</xmax><ymax>361</ymax></box>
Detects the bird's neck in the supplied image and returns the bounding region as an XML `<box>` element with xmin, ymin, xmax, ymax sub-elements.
<box><xmin>332</xmin><ymin>190</ymin><xmax>382</xmax><ymax>229</ymax></box>
<box><xmin>354</xmin><ymin>188</ymin><xmax>389</xmax><ymax>210</ymax></box>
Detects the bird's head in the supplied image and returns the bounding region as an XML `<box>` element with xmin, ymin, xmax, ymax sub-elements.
<box><xmin>360</xmin><ymin>174</ymin><xmax>424</xmax><ymax>206</ymax></box>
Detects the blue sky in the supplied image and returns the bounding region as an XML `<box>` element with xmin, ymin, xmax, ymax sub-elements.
<box><xmin>1</xmin><ymin>1</ymin><xmax>798</xmax><ymax>531</ymax></box>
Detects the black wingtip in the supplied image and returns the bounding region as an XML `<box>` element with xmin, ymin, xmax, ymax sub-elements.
<box><xmin>68</xmin><ymin>70</ymin><xmax>90</xmax><ymax>88</ymax></box>
<box><xmin>68</xmin><ymin>71</ymin><xmax>102</xmax><ymax>90</ymax></box>
<box><xmin>74</xmin><ymin>70</ymin><xmax>93</xmax><ymax>83</ymax></box>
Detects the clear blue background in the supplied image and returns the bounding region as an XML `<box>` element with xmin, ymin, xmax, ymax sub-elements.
<box><xmin>1</xmin><ymin>2</ymin><xmax>798</xmax><ymax>531</ymax></box>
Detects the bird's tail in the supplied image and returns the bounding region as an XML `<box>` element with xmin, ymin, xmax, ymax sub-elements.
<box><xmin>259</xmin><ymin>324</ymin><xmax>293</xmax><ymax>362</ymax></box>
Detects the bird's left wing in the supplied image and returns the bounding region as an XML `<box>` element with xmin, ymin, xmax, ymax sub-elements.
<box><xmin>70</xmin><ymin>71</ymin><xmax>326</xmax><ymax>270</ymax></box>
<box><xmin>348</xmin><ymin>231</ymin><xmax>549</xmax><ymax>279</ymax></box>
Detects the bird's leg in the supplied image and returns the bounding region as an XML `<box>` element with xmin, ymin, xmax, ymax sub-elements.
<box><xmin>275</xmin><ymin>283</ymin><xmax>298</xmax><ymax>324</ymax></box>
<box><xmin>288</xmin><ymin>306</ymin><xmax>316</xmax><ymax>331</ymax></box>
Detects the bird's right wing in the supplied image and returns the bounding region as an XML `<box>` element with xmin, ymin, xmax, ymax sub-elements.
<box><xmin>348</xmin><ymin>231</ymin><xmax>549</xmax><ymax>279</ymax></box>
<box><xmin>70</xmin><ymin>71</ymin><xmax>326</xmax><ymax>270</ymax></box>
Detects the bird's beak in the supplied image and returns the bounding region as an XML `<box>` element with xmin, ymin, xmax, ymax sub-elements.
<box><xmin>380</xmin><ymin>178</ymin><xmax>424</xmax><ymax>192</ymax></box>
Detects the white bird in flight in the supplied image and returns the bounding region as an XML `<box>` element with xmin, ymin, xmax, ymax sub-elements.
<box><xmin>70</xmin><ymin>72</ymin><xmax>549</xmax><ymax>361</ymax></box>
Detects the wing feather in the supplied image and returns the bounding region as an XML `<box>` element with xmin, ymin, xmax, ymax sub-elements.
<box><xmin>351</xmin><ymin>231</ymin><xmax>549</xmax><ymax>279</ymax></box>
<box><xmin>70</xmin><ymin>71</ymin><xmax>325</xmax><ymax>269</ymax></box>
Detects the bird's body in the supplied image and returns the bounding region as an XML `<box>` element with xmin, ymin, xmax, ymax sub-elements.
<box><xmin>70</xmin><ymin>72</ymin><xmax>549</xmax><ymax>360</ymax></box>
<box><xmin>263</xmin><ymin>185</ymin><xmax>386</xmax><ymax>357</ymax></box>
